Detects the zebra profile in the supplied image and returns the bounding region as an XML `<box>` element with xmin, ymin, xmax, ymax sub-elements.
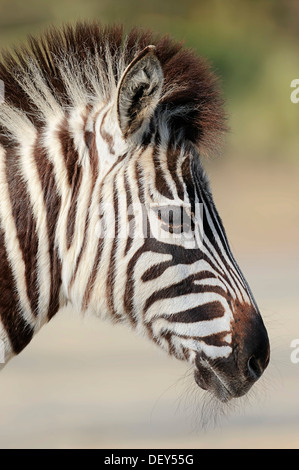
<box><xmin>0</xmin><ymin>23</ymin><xmax>269</xmax><ymax>402</ymax></box>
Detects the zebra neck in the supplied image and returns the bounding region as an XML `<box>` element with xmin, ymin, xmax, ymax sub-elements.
<box><xmin>0</xmin><ymin>128</ymin><xmax>67</xmax><ymax>364</ymax></box>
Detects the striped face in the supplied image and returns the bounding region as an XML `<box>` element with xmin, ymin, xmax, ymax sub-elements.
<box><xmin>0</xmin><ymin>29</ymin><xmax>270</xmax><ymax>403</ymax></box>
<box><xmin>87</xmin><ymin>137</ymin><xmax>270</xmax><ymax>402</ymax></box>
<box><xmin>77</xmin><ymin>47</ymin><xmax>270</xmax><ymax>402</ymax></box>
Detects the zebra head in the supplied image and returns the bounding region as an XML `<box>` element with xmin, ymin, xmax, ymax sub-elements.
<box><xmin>0</xmin><ymin>24</ymin><xmax>270</xmax><ymax>404</ymax></box>
<box><xmin>92</xmin><ymin>45</ymin><xmax>270</xmax><ymax>402</ymax></box>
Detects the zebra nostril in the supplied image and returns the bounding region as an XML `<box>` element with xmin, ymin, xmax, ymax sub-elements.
<box><xmin>247</xmin><ymin>355</ymin><xmax>263</xmax><ymax>380</ymax></box>
<box><xmin>239</xmin><ymin>313</ymin><xmax>270</xmax><ymax>383</ymax></box>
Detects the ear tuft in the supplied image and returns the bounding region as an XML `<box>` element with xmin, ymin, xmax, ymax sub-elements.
<box><xmin>116</xmin><ymin>46</ymin><xmax>163</xmax><ymax>139</ymax></box>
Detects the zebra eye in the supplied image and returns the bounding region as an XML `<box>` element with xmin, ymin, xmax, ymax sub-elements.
<box><xmin>152</xmin><ymin>205</ymin><xmax>193</xmax><ymax>234</ymax></box>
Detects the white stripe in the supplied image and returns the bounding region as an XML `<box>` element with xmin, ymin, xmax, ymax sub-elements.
<box><xmin>19</xmin><ymin>137</ymin><xmax>51</xmax><ymax>329</ymax></box>
<box><xmin>180</xmin><ymin>338</ymin><xmax>232</xmax><ymax>359</ymax></box>
<box><xmin>42</xmin><ymin>116</ymin><xmax>71</xmax><ymax>201</ymax></box>
<box><xmin>0</xmin><ymin>320</ymin><xmax>13</xmax><ymax>366</ymax></box>
<box><xmin>0</xmin><ymin>103</ymin><xmax>36</xmax><ymax>143</ymax></box>
<box><xmin>15</xmin><ymin>61</ymin><xmax>62</xmax><ymax>120</ymax></box>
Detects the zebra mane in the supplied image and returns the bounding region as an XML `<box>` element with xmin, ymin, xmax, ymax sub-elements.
<box><xmin>0</xmin><ymin>22</ymin><xmax>226</xmax><ymax>154</ymax></box>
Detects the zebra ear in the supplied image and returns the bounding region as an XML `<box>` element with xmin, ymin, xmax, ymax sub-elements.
<box><xmin>116</xmin><ymin>45</ymin><xmax>163</xmax><ymax>139</ymax></box>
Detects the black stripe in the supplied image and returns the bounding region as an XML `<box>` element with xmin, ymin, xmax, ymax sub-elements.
<box><xmin>152</xmin><ymin>134</ymin><xmax>174</xmax><ymax>200</ymax></box>
<box><xmin>161</xmin><ymin>301</ymin><xmax>225</xmax><ymax>323</ymax></box>
<box><xmin>167</xmin><ymin>143</ymin><xmax>184</xmax><ymax>200</ymax></box>
<box><xmin>0</xmin><ymin>225</ymin><xmax>34</xmax><ymax>354</ymax></box>
<box><xmin>143</xmin><ymin>273</ymin><xmax>226</xmax><ymax>315</ymax></box>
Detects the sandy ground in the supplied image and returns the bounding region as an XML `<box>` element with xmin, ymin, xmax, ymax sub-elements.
<box><xmin>0</xmin><ymin>160</ymin><xmax>298</xmax><ymax>449</ymax></box>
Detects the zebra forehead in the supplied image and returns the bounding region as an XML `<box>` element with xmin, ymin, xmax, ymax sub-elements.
<box><xmin>0</xmin><ymin>22</ymin><xmax>226</xmax><ymax>157</ymax></box>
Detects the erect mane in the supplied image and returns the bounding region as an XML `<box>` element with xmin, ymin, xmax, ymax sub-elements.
<box><xmin>0</xmin><ymin>22</ymin><xmax>226</xmax><ymax>154</ymax></box>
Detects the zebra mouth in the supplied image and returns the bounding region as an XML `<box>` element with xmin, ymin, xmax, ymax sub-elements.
<box><xmin>193</xmin><ymin>352</ymin><xmax>254</xmax><ymax>403</ymax></box>
<box><xmin>194</xmin><ymin>364</ymin><xmax>233</xmax><ymax>403</ymax></box>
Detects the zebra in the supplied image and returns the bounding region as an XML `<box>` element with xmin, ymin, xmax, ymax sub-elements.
<box><xmin>0</xmin><ymin>23</ymin><xmax>269</xmax><ymax>403</ymax></box>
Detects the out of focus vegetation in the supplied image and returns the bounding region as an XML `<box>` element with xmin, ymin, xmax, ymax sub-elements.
<box><xmin>0</xmin><ymin>0</ymin><xmax>298</xmax><ymax>161</ymax></box>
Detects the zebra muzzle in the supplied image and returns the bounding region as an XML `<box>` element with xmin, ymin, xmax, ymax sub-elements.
<box><xmin>194</xmin><ymin>315</ymin><xmax>270</xmax><ymax>402</ymax></box>
<box><xmin>194</xmin><ymin>356</ymin><xmax>235</xmax><ymax>403</ymax></box>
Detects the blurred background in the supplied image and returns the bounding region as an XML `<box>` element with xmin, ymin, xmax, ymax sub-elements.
<box><xmin>0</xmin><ymin>0</ymin><xmax>298</xmax><ymax>449</ymax></box>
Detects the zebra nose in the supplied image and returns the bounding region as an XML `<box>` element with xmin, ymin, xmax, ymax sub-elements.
<box><xmin>240</xmin><ymin>315</ymin><xmax>270</xmax><ymax>382</ymax></box>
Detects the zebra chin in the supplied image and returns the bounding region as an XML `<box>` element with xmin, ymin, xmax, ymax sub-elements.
<box><xmin>194</xmin><ymin>357</ymin><xmax>253</xmax><ymax>402</ymax></box>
